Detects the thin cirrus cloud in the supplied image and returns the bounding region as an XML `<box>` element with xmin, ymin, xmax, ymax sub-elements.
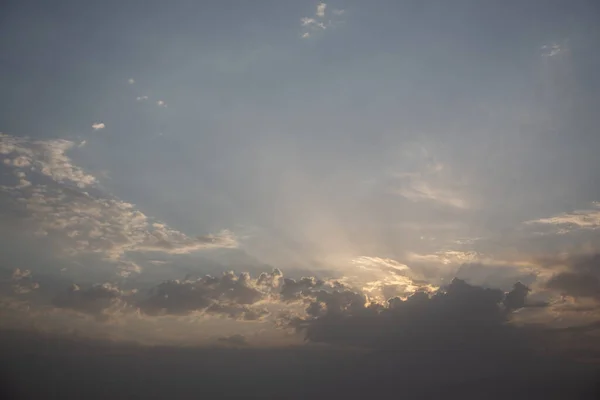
<box><xmin>541</xmin><ymin>43</ymin><xmax>562</xmax><ymax>57</ymax></box>
<box><xmin>525</xmin><ymin>202</ymin><xmax>600</xmax><ymax>233</ymax></box>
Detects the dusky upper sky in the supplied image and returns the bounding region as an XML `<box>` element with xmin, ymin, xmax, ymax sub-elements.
<box><xmin>1</xmin><ymin>0</ymin><xmax>600</xmax><ymax>346</ymax></box>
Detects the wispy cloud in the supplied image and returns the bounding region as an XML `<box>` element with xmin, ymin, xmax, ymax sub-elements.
<box><xmin>136</xmin><ymin>96</ymin><xmax>149</xmax><ymax>101</ymax></box>
<box><xmin>526</xmin><ymin>203</ymin><xmax>600</xmax><ymax>233</ymax></box>
<box><xmin>91</xmin><ymin>122</ymin><xmax>105</xmax><ymax>130</ymax></box>
<box><xmin>128</xmin><ymin>78</ymin><xmax>135</xmax><ymax>84</ymax></box>
<box><xmin>541</xmin><ymin>43</ymin><xmax>562</xmax><ymax>57</ymax></box>
<box><xmin>157</xmin><ymin>100</ymin><xmax>167</xmax><ymax>107</ymax></box>
<box><xmin>332</xmin><ymin>9</ymin><xmax>345</xmax><ymax>16</ymax></box>
<box><xmin>300</xmin><ymin>2</ymin><xmax>345</xmax><ymax>38</ymax></box>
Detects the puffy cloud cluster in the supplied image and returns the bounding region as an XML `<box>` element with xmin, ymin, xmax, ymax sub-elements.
<box><xmin>0</xmin><ymin>134</ymin><xmax>237</xmax><ymax>263</ymax></box>
<box><xmin>139</xmin><ymin>272</ymin><xmax>269</xmax><ymax>320</ymax></box>
<box><xmin>10</xmin><ymin>268</ymin><xmax>39</xmax><ymax>294</ymax></box>
<box><xmin>52</xmin><ymin>283</ymin><xmax>134</xmax><ymax>321</ymax></box>
<box><xmin>1</xmin><ymin>133</ymin><xmax>96</xmax><ymax>188</ymax></box>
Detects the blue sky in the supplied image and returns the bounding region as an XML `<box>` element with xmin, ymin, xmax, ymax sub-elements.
<box><xmin>1</xmin><ymin>0</ymin><xmax>599</xmax><ymax>344</ymax></box>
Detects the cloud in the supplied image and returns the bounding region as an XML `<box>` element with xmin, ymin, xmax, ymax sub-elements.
<box><xmin>332</xmin><ymin>9</ymin><xmax>345</xmax><ymax>16</ymax></box>
<box><xmin>316</xmin><ymin>3</ymin><xmax>327</xmax><ymax>18</ymax></box>
<box><xmin>136</xmin><ymin>96</ymin><xmax>149</xmax><ymax>101</ymax></box>
<box><xmin>52</xmin><ymin>283</ymin><xmax>133</xmax><ymax>320</ymax></box>
<box><xmin>292</xmin><ymin>278</ymin><xmax>532</xmax><ymax>349</ymax></box>
<box><xmin>526</xmin><ymin>203</ymin><xmax>600</xmax><ymax>233</ymax></box>
<box><xmin>128</xmin><ymin>78</ymin><xmax>135</xmax><ymax>84</ymax></box>
<box><xmin>546</xmin><ymin>272</ymin><xmax>600</xmax><ymax>300</ymax></box>
<box><xmin>157</xmin><ymin>100</ymin><xmax>167</xmax><ymax>107</ymax></box>
<box><xmin>91</xmin><ymin>123</ymin><xmax>105</xmax><ymax>130</ymax></box>
<box><xmin>218</xmin><ymin>334</ymin><xmax>247</xmax><ymax>346</ymax></box>
<box><xmin>0</xmin><ymin>134</ymin><xmax>237</xmax><ymax>262</ymax></box>
<box><xmin>139</xmin><ymin>271</ymin><xmax>273</xmax><ymax>319</ymax></box>
<box><xmin>9</xmin><ymin>268</ymin><xmax>39</xmax><ymax>294</ymax></box>
<box><xmin>301</xmin><ymin>18</ymin><xmax>326</xmax><ymax>30</ymax></box>
<box><xmin>300</xmin><ymin>3</ymin><xmax>345</xmax><ymax>38</ymax></box>
<box><xmin>541</xmin><ymin>43</ymin><xmax>562</xmax><ymax>57</ymax></box>
<box><xmin>1</xmin><ymin>134</ymin><xmax>96</xmax><ymax>187</ymax></box>
<box><xmin>542</xmin><ymin>253</ymin><xmax>600</xmax><ymax>301</ymax></box>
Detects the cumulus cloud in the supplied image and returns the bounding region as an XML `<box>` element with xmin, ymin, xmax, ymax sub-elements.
<box><xmin>292</xmin><ymin>278</ymin><xmax>533</xmax><ymax>349</ymax></box>
<box><xmin>0</xmin><ymin>134</ymin><xmax>237</xmax><ymax>262</ymax></box>
<box><xmin>9</xmin><ymin>268</ymin><xmax>39</xmax><ymax>294</ymax></box>
<box><xmin>1</xmin><ymin>134</ymin><xmax>96</xmax><ymax>187</ymax></box>
<box><xmin>139</xmin><ymin>271</ymin><xmax>273</xmax><ymax>319</ymax></box>
<box><xmin>52</xmin><ymin>283</ymin><xmax>133</xmax><ymax>320</ymax></box>
<box><xmin>92</xmin><ymin>123</ymin><xmax>105</xmax><ymax>130</ymax></box>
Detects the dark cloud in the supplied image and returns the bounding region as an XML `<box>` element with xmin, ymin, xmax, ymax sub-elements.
<box><xmin>546</xmin><ymin>272</ymin><xmax>600</xmax><ymax>299</ymax></box>
<box><xmin>52</xmin><ymin>283</ymin><xmax>129</xmax><ymax>320</ymax></box>
<box><xmin>292</xmin><ymin>278</ymin><xmax>533</xmax><ymax>350</ymax></box>
<box><xmin>138</xmin><ymin>271</ymin><xmax>271</xmax><ymax>318</ymax></box>
<box><xmin>543</xmin><ymin>253</ymin><xmax>600</xmax><ymax>300</ymax></box>
<box><xmin>2</xmin><ymin>329</ymin><xmax>598</xmax><ymax>400</ymax></box>
<box><xmin>217</xmin><ymin>334</ymin><xmax>247</xmax><ymax>346</ymax></box>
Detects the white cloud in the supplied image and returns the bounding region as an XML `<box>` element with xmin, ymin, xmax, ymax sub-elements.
<box><xmin>541</xmin><ymin>43</ymin><xmax>562</xmax><ymax>57</ymax></box>
<box><xmin>525</xmin><ymin>203</ymin><xmax>600</xmax><ymax>233</ymax></box>
<box><xmin>128</xmin><ymin>78</ymin><xmax>135</xmax><ymax>84</ymax></box>
<box><xmin>316</xmin><ymin>3</ymin><xmax>327</xmax><ymax>18</ymax></box>
<box><xmin>157</xmin><ymin>100</ymin><xmax>167</xmax><ymax>107</ymax></box>
<box><xmin>0</xmin><ymin>134</ymin><xmax>237</xmax><ymax>262</ymax></box>
<box><xmin>136</xmin><ymin>96</ymin><xmax>149</xmax><ymax>101</ymax></box>
<box><xmin>301</xmin><ymin>32</ymin><xmax>310</xmax><ymax>39</ymax></box>
<box><xmin>0</xmin><ymin>134</ymin><xmax>96</xmax><ymax>187</ymax></box>
<box><xmin>92</xmin><ymin>123</ymin><xmax>105</xmax><ymax>130</ymax></box>
<box><xmin>332</xmin><ymin>9</ymin><xmax>345</xmax><ymax>16</ymax></box>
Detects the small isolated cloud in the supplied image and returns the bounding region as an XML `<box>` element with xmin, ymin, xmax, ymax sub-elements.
<box><xmin>136</xmin><ymin>96</ymin><xmax>149</xmax><ymax>101</ymax></box>
<box><xmin>128</xmin><ymin>78</ymin><xmax>135</xmax><ymax>84</ymax></box>
<box><xmin>316</xmin><ymin>2</ymin><xmax>327</xmax><ymax>18</ymax></box>
<box><xmin>218</xmin><ymin>334</ymin><xmax>248</xmax><ymax>346</ymax></box>
<box><xmin>541</xmin><ymin>43</ymin><xmax>562</xmax><ymax>57</ymax></box>
<box><xmin>157</xmin><ymin>100</ymin><xmax>167</xmax><ymax>107</ymax></box>
<box><xmin>332</xmin><ymin>9</ymin><xmax>345</xmax><ymax>16</ymax></box>
<box><xmin>92</xmin><ymin>123</ymin><xmax>105</xmax><ymax>130</ymax></box>
<box><xmin>301</xmin><ymin>32</ymin><xmax>310</xmax><ymax>39</ymax></box>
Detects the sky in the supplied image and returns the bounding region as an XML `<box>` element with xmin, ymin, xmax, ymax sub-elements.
<box><xmin>1</xmin><ymin>2</ymin><xmax>600</xmax><ymax>393</ymax></box>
